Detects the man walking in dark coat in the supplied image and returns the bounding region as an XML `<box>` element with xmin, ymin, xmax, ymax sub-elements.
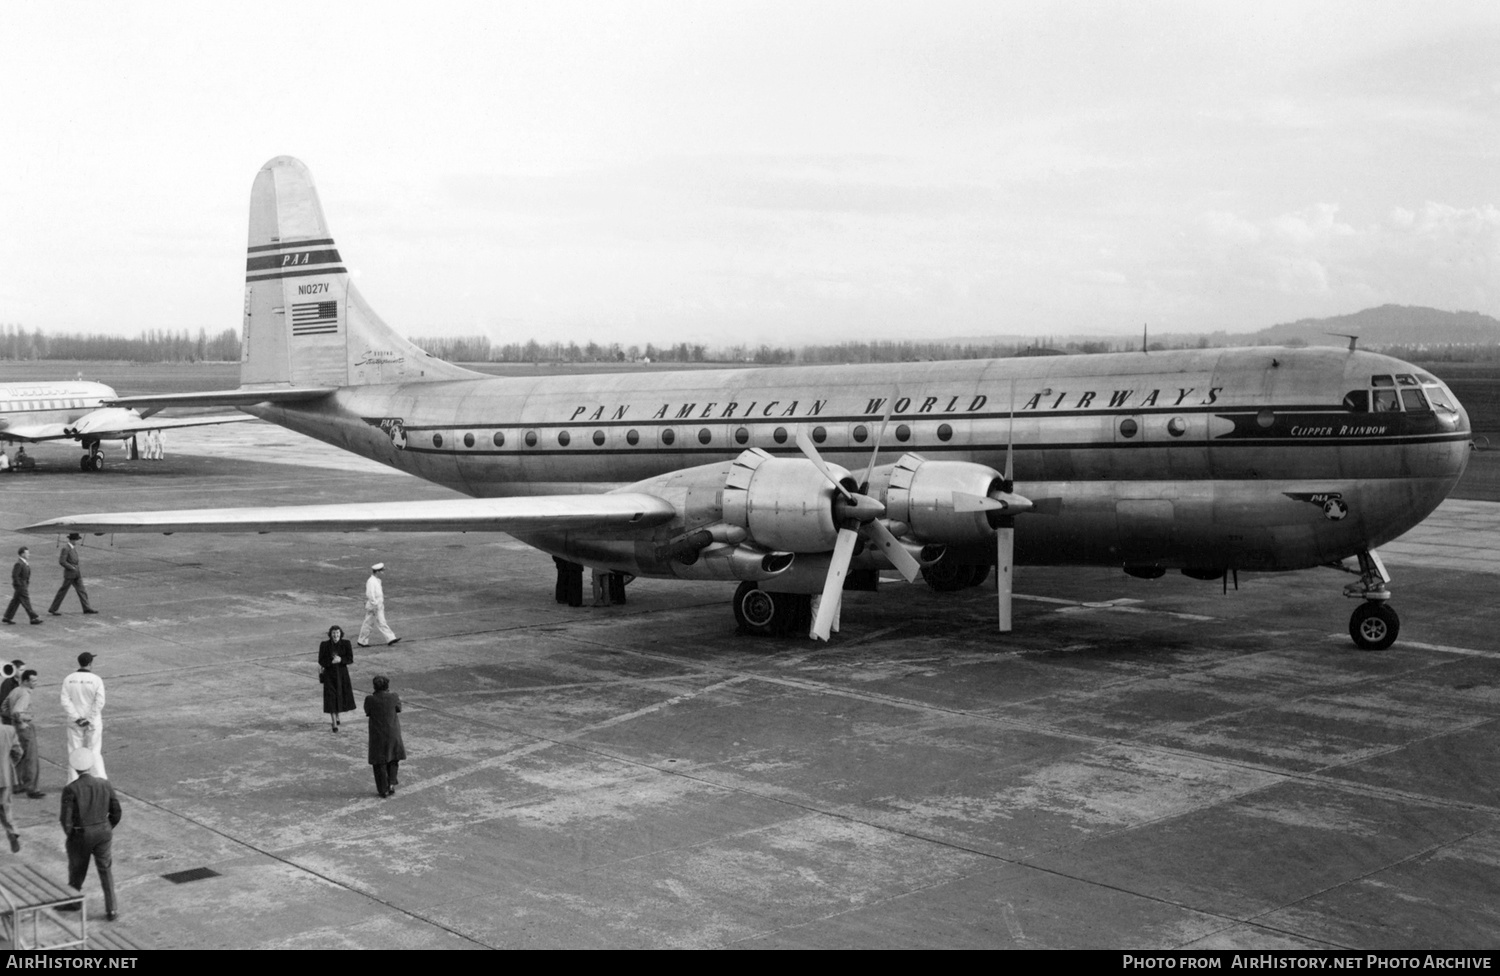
<box><xmin>48</xmin><ymin>534</ymin><xmax>97</xmax><ymax>616</ymax></box>
<box><xmin>59</xmin><ymin>747</ymin><xmax>121</xmax><ymax>921</ymax></box>
<box><xmin>364</xmin><ymin>675</ymin><xmax>406</xmax><ymax>798</ymax></box>
<box><xmin>3</xmin><ymin>547</ymin><xmax>42</xmax><ymax>625</ymax></box>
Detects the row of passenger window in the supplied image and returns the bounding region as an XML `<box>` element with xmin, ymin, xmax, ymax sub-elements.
<box><xmin>0</xmin><ymin>399</ymin><xmax>90</xmax><ymax>413</ymax></box>
<box><xmin>426</xmin><ymin>422</ymin><xmax>958</xmax><ymax>450</ymax></box>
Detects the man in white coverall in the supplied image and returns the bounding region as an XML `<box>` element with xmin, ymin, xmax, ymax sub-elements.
<box><xmin>60</xmin><ymin>652</ymin><xmax>105</xmax><ymax>781</ymax></box>
<box><xmin>358</xmin><ymin>563</ymin><xmax>402</xmax><ymax>647</ymax></box>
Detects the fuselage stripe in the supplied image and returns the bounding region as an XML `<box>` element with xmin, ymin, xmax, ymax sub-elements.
<box><xmin>246</xmin><ymin>266</ymin><xmax>348</xmax><ymax>283</ymax></box>
<box><xmin>391</xmin><ymin>431</ymin><xmax>1470</xmax><ymax>459</ymax></box>
<box><xmin>246</xmin><ymin>238</ymin><xmax>337</xmax><ymax>253</ymax></box>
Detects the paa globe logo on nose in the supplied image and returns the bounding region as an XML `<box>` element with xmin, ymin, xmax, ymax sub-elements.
<box><xmin>1284</xmin><ymin>492</ymin><xmax>1349</xmax><ymax>520</ymax></box>
<box><xmin>362</xmin><ymin>418</ymin><xmax>407</xmax><ymax>449</ymax></box>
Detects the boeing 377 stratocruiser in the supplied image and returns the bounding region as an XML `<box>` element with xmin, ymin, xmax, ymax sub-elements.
<box><xmin>0</xmin><ymin>380</ymin><xmax>252</xmax><ymax>470</ymax></box>
<box><xmin>23</xmin><ymin>157</ymin><xmax>1473</xmax><ymax>650</ymax></box>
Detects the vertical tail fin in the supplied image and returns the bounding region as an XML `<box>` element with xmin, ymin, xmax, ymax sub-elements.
<box><xmin>241</xmin><ymin>157</ymin><xmax>482</xmax><ymax>388</ymax></box>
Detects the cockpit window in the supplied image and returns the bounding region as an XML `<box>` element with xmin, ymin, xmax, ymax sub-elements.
<box><xmin>1417</xmin><ymin>373</ymin><xmax>1437</xmax><ymax>384</ymax></box>
<box><xmin>1372</xmin><ymin>389</ymin><xmax>1401</xmax><ymax>412</ymax></box>
<box><xmin>1371</xmin><ymin>375</ymin><xmax>1395</xmax><ymax>387</ymax></box>
<box><xmin>1342</xmin><ymin>390</ymin><xmax>1369</xmax><ymax>412</ymax></box>
<box><xmin>1396</xmin><ymin>374</ymin><xmax>1418</xmax><ymax>387</ymax></box>
<box><xmin>1400</xmin><ymin>389</ymin><xmax>1429</xmax><ymax>411</ymax></box>
<box><xmin>1425</xmin><ymin>385</ymin><xmax>1459</xmax><ymax>413</ymax></box>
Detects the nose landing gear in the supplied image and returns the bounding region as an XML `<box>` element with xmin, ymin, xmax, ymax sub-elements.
<box><xmin>1342</xmin><ymin>550</ymin><xmax>1399</xmax><ymax>650</ymax></box>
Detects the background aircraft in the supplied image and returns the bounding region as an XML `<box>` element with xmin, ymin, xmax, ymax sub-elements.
<box><xmin>0</xmin><ymin>379</ymin><xmax>252</xmax><ymax>470</ymax></box>
<box><xmin>23</xmin><ymin>158</ymin><xmax>1474</xmax><ymax>650</ymax></box>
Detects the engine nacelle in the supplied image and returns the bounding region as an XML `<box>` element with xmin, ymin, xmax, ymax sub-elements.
<box><xmin>670</xmin><ymin>544</ymin><xmax>795</xmax><ymax>582</ymax></box>
<box><xmin>868</xmin><ymin>453</ymin><xmax>1004</xmax><ymax>546</ymax></box>
<box><xmin>722</xmin><ymin>448</ymin><xmax>852</xmax><ymax>553</ymax></box>
<box><xmin>65</xmin><ymin>407</ymin><xmax>141</xmax><ymax>438</ymax></box>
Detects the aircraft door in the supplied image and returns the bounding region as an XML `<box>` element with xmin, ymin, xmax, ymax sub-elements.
<box><xmin>1209</xmin><ymin>355</ymin><xmax>1278</xmax><ymax>480</ymax></box>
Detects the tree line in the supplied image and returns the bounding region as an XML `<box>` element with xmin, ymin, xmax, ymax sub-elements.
<box><xmin>0</xmin><ymin>324</ymin><xmax>241</xmax><ymax>362</ymax></box>
<box><xmin>410</xmin><ymin>335</ymin><xmax>1150</xmax><ymax>364</ymax></box>
<box><xmin>3</xmin><ymin>322</ymin><xmax>1497</xmax><ymax>365</ymax></box>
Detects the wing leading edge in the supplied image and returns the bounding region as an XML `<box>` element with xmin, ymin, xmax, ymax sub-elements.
<box><xmin>21</xmin><ymin>493</ymin><xmax>678</xmax><ymax>536</ymax></box>
<box><xmin>0</xmin><ymin>412</ymin><xmax>256</xmax><ymax>444</ymax></box>
<box><xmin>105</xmin><ymin>387</ymin><xmax>336</xmax><ymax>410</ymax></box>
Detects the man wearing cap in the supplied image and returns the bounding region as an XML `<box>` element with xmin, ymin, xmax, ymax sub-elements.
<box><xmin>4</xmin><ymin>547</ymin><xmax>42</xmax><ymax>625</ymax></box>
<box><xmin>60</xmin><ymin>653</ymin><xmax>106</xmax><ymax>781</ymax></box>
<box><xmin>59</xmin><ymin>747</ymin><xmax>121</xmax><ymax>921</ymax></box>
<box><xmin>48</xmin><ymin>534</ymin><xmax>98</xmax><ymax>616</ymax></box>
<box><xmin>0</xmin><ymin>720</ymin><xmax>25</xmax><ymax>854</ymax></box>
<box><xmin>357</xmin><ymin>563</ymin><xmax>401</xmax><ymax>648</ymax></box>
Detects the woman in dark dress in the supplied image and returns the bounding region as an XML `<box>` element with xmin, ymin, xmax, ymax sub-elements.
<box><xmin>318</xmin><ymin>625</ymin><xmax>355</xmax><ymax>732</ymax></box>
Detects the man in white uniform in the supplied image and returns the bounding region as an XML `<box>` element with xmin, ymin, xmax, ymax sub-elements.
<box><xmin>60</xmin><ymin>652</ymin><xmax>106</xmax><ymax>781</ymax></box>
<box><xmin>358</xmin><ymin>563</ymin><xmax>401</xmax><ymax>647</ymax></box>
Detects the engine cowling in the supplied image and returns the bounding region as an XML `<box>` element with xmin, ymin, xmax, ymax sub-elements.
<box><xmin>867</xmin><ymin>453</ymin><xmax>1006</xmax><ymax>546</ymax></box>
<box><xmin>65</xmin><ymin>407</ymin><xmax>141</xmax><ymax>438</ymax></box>
<box><xmin>722</xmin><ymin>448</ymin><xmax>853</xmax><ymax>553</ymax></box>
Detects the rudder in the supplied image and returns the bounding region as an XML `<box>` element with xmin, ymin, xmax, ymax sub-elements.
<box><xmin>241</xmin><ymin>157</ymin><xmax>482</xmax><ymax>388</ymax></box>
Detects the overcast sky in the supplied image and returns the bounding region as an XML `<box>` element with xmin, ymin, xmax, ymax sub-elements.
<box><xmin>3</xmin><ymin>1</ymin><xmax>1499</xmax><ymax>347</ymax></box>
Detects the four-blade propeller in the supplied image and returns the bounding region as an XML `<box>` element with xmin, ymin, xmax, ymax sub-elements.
<box><xmin>788</xmin><ymin>379</ymin><xmax>1035</xmax><ymax>642</ymax></box>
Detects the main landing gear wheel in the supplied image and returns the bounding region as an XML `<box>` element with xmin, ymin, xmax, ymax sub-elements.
<box><xmin>81</xmin><ymin>451</ymin><xmax>104</xmax><ymax>472</ymax></box>
<box><xmin>732</xmin><ymin>582</ymin><xmax>811</xmax><ymax>638</ymax></box>
<box><xmin>1349</xmin><ymin>602</ymin><xmax>1399</xmax><ymax>651</ymax></box>
<box><xmin>922</xmin><ymin>558</ymin><xmax>977</xmax><ymax>592</ymax></box>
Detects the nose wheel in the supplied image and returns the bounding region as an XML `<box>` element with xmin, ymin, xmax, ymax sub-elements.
<box><xmin>1350</xmin><ymin>601</ymin><xmax>1399</xmax><ymax>651</ymax></box>
<box><xmin>1342</xmin><ymin>549</ymin><xmax>1399</xmax><ymax>651</ymax></box>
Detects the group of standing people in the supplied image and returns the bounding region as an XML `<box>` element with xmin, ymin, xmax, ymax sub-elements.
<box><xmin>126</xmin><ymin>429</ymin><xmax>166</xmax><ymax>460</ymax></box>
<box><xmin>4</xmin><ymin>535</ymin><xmax>98</xmax><ymax>625</ymax></box>
<box><xmin>0</xmin><ymin>661</ymin><xmax>45</xmax><ymax>858</ymax></box>
<box><xmin>0</xmin><ymin>652</ymin><xmax>120</xmax><ymax>921</ymax></box>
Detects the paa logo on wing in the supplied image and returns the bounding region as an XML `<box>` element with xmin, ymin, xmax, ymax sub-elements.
<box><xmin>362</xmin><ymin>417</ymin><xmax>408</xmax><ymax>450</ymax></box>
<box><xmin>1284</xmin><ymin>491</ymin><xmax>1349</xmax><ymax>520</ymax></box>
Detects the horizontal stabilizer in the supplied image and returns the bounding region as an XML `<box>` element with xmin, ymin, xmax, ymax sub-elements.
<box><xmin>106</xmin><ymin>388</ymin><xmax>335</xmax><ymax>410</ymax></box>
<box><xmin>23</xmin><ymin>492</ymin><xmax>678</xmax><ymax>536</ymax></box>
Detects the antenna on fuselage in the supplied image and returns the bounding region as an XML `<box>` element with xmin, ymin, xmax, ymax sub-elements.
<box><xmin>1142</xmin><ymin>323</ymin><xmax>1149</xmax><ymax>354</ymax></box>
<box><xmin>1328</xmin><ymin>333</ymin><xmax>1359</xmax><ymax>352</ymax></box>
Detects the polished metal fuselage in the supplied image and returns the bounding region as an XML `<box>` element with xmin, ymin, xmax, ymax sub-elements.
<box><xmin>252</xmin><ymin>346</ymin><xmax>1471</xmax><ymax>575</ymax></box>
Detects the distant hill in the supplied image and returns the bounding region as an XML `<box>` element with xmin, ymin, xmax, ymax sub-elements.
<box><xmin>1250</xmin><ymin>305</ymin><xmax>1500</xmax><ymax>347</ymax></box>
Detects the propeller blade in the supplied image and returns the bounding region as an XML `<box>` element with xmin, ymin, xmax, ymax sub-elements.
<box><xmin>864</xmin><ymin>519</ymin><xmax>922</xmax><ymax>583</ymax></box>
<box><xmin>796</xmin><ymin>428</ymin><xmax>854</xmax><ymax>501</ymax></box>
<box><xmin>996</xmin><ymin>519</ymin><xmax>1014</xmax><ymax>633</ymax></box>
<box><xmin>861</xmin><ymin>384</ymin><xmax>901</xmax><ymax>491</ymax></box>
<box><xmin>811</xmin><ymin>527</ymin><xmax>859</xmax><ymax>641</ymax></box>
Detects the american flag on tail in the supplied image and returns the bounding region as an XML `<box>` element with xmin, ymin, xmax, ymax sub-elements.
<box><xmin>291</xmin><ymin>301</ymin><xmax>339</xmax><ymax>336</ymax></box>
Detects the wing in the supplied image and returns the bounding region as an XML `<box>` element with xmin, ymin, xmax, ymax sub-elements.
<box><xmin>21</xmin><ymin>493</ymin><xmax>678</xmax><ymax>536</ymax></box>
<box><xmin>0</xmin><ymin>423</ymin><xmax>73</xmax><ymax>443</ymax></box>
<box><xmin>0</xmin><ymin>408</ymin><xmax>256</xmax><ymax>443</ymax></box>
